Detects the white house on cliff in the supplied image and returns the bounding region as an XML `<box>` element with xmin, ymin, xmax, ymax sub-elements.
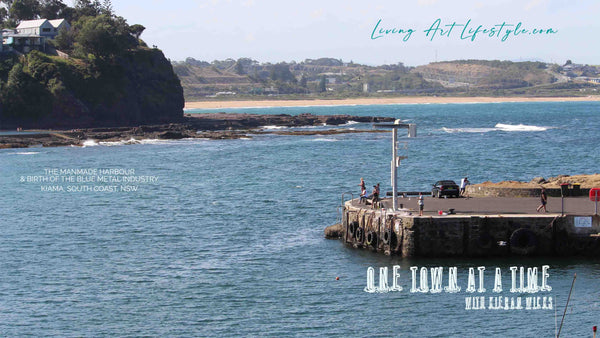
<box><xmin>2</xmin><ymin>18</ymin><xmax>70</xmax><ymax>53</ymax></box>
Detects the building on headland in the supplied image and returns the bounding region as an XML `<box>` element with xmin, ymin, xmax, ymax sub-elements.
<box><xmin>1</xmin><ymin>18</ymin><xmax>70</xmax><ymax>54</ymax></box>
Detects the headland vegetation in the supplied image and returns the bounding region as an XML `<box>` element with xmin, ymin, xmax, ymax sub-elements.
<box><xmin>0</xmin><ymin>0</ymin><xmax>183</xmax><ymax>130</ymax></box>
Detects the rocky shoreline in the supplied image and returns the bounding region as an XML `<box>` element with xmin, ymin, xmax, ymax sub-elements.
<box><xmin>0</xmin><ymin>113</ymin><xmax>394</xmax><ymax>149</ymax></box>
<box><xmin>473</xmin><ymin>174</ymin><xmax>600</xmax><ymax>189</ymax></box>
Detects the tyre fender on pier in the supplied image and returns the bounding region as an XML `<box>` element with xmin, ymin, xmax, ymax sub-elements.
<box><xmin>355</xmin><ymin>227</ymin><xmax>364</xmax><ymax>243</ymax></box>
<box><xmin>366</xmin><ymin>231</ymin><xmax>377</xmax><ymax>247</ymax></box>
<box><xmin>348</xmin><ymin>221</ymin><xmax>358</xmax><ymax>238</ymax></box>
<box><xmin>510</xmin><ymin>228</ymin><xmax>538</xmax><ymax>255</ymax></box>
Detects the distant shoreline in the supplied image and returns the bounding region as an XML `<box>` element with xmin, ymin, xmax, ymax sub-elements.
<box><xmin>184</xmin><ymin>96</ymin><xmax>600</xmax><ymax>109</ymax></box>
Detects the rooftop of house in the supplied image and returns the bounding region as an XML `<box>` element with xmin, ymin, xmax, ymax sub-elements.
<box><xmin>16</xmin><ymin>19</ymin><xmax>50</xmax><ymax>29</ymax></box>
<box><xmin>15</xmin><ymin>18</ymin><xmax>69</xmax><ymax>30</ymax></box>
<box><xmin>48</xmin><ymin>19</ymin><xmax>68</xmax><ymax>27</ymax></box>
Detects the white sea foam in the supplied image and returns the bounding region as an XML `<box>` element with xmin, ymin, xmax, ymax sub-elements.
<box><xmin>261</xmin><ymin>125</ymin><xmax>288</xmax><ymax>130</ymax></box>
<box><xmin>13</xmin><ymin>151</ymin><xmax>39</xmax><ymax>155</ymax></box>
<box><xmin>442</xmin><ymin>127</ymin><xmax>496</xmax><ymax>133</ymax></box>
<box><xmin>98</xmin><ymin>138</ymin><xmax>139</xmax><ymax>146</ymax></box>
<box><xmin>345</xmin><ymin>120</ymin><xmax>360</xmax><ymax>125</ymax></box>
<box><xmin>82</xmin><ymin>139</ymin><xmax>98</xmax><ymax>147</ymax></box>
<box><xmin>295</xmin><ymin>125</ymin><xmax>320</xmax><ymax>129</ymax></box>
<box><xmin>495</xmin><ymin>123</ymin><xmax>550</xmax><ymax>132</ymax></box>
<box><xmin>139</xmin><ymin>139</ymin><xmax>170</xmax><ymax>144</ymax></box>
<box><xmin>83</xmin><ymin>138</ymin><xmax>171</xmax><ymax>147</ymax></box>
<box><xmin>442</xmin><ymin>123</ymin><xmax>551</xmax><ymax>133</ymax></box>
<box><xmin>312</xmin><ymin>138</ymin><xmax>338</xmax><ymax>142</ymax></box>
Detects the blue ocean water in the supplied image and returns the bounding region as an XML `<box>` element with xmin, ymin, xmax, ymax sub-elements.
<box><xmin>1</xmin><ymin>101</ymin><xmax>599</xmax><ymax>336</ymax></box>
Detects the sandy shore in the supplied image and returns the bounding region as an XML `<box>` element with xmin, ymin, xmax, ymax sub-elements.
<box><xmin>185</xmin><ymin>96</ymin><xmax>600</xmax><ymax>109</ymax></box>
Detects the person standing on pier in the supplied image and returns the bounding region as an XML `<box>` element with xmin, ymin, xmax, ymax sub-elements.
<box><xmin>359</xmin><ymin>178</ymin><xmax>367</xmax><ymax>204</ymax></box>
<box><xmin>460</xmin><ymin>177</ymin><xmax>470</xmax><ymax>197</ymax></box>
<box><xmin>418</xmin><ymin>192</ymin><xmax>424</xmax><ymax>216</ymax></box>
<box><xmin>371</xmin><ymin>184</ymin><xmax>380</xmax><ymax>208</ymax></box>
<box><xmin>536</xmin><ymin>187</ymin><xmax>548</xmax><ymax>212</ymax></box>
<box><xmin>359</xmin><ymin>178</ymin><xmax>366</xmax><ymax>192</ymax></box>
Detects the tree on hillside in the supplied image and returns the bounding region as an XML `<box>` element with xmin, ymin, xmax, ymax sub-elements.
<box><xmin>318</xmin><ymin>75</ymin><xmax>326</xmax><ymax>92</ymax></box>
<box><xmin>74</xmin><ymin>14</ymin><xmax>137</xmax><ymax>59</ymax></box>
<box><xmin>299</xmin><ymin>74</ymin><xmax>307</xmax><ymax>88</ymax></box>
<box><xmin>9</xmin><ymin>0</ymin><xmax>39</xmax><ymax>21</ymax></box>
<box><xmin>0</xmin><ymin>7</ymin><xmax>8</xmax><ymax>25</ymax></box>
<box><xmin>100</xmin><ymin>0</ymin><xmax>112</xmax><ymax>15</ymax></box>
<box><xmin>53</xmin><ymin>25</ymin><xmax>74</xmax><ymax>51</ymax></box>
<box><xmin>128</xmin><ymin>23</ymin><xmax>145</xmax><ymax>39</ymax></box>
<box><xmin>1</xmin><ymin>62</ymin><xmax>52</xmax><ymax>118</ymax></box>
<box><xmin>73</xmin><ymin>0</ymin><xmax>104</xmax><ymax>19</ymax></box>
<box><xmin>234</xmin><ymin>60</ymin><xmax>244</xmax><ymax>75</ymax></box>
<box><xmin>269</xmin><ymin>63</ymin><xmax>296</xmax><ymax>83</ymax></box>
<box><xmin>39</xmin><ymin>0</ymin><xmax>67</xmax><ymax>19</ymax></box>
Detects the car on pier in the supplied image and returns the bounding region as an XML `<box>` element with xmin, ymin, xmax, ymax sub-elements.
<box><xmin>431</xmin><ymin>180</ymin><xmax>460</xmax><ymax>198</ymax></box>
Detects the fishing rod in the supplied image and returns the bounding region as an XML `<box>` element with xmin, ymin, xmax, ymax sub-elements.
<box><xmin>557</xmin><ymin>273</ymin><xmax>576</xmax><ymax>338</ymax></box>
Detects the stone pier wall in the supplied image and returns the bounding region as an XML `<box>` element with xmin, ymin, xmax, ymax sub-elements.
<box><xmin>342</xmin><ymin>201</ymin><xmax>600</xmax><ymax>257</ymax></box>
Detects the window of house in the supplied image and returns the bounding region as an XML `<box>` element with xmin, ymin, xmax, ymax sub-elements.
<box><xmin>42</xmin><ymin>28</ymin><xmax>51</xmax><ymax>32</ymax></box>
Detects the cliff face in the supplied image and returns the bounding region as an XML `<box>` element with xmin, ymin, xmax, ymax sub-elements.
<box><xmin>0</xmin><ymin>48</ymin><xmax>184</xmax><ymax>129</ymax></box>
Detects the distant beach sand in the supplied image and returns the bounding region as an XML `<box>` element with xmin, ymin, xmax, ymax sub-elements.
<box><xmin>184</xmin><ymin>96</ymin><xmax>600</xmax><ymax>109</ymax></box>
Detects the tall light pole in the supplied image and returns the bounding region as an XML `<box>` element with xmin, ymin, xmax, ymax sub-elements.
<box><xmin>375</xmin><ymin>120</ymin><xmax>416</xmax><ymax>211</ymax></box>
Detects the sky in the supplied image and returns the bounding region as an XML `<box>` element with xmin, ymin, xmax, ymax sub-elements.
<box><xmin>98</xmin><ymin>0</ymin><xmax>600</xmax><ymax>66</ymax></box>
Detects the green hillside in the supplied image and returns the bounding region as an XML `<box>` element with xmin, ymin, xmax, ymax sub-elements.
<box><xmin>174</xmin><ymin>57</ymin><xmax>600</xmax><ymax>101</ymax></box>
<box><xmin>0</xmin><ymin>1</ymin><xmax>183</xmax><ymax>129</ymax></box>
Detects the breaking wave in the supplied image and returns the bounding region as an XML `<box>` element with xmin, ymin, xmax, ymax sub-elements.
<box><xmin>11</xmin><ymin>151</ymin><xmax>40</xmax><ymax>155</ymax></box>
<box><xmin>261</xmin><ymin>125</ymin><xmax>288</xmax><ymax>130</ymax></box>
<box><xmin>442</xmin><ymin>127</ymin><xmax>496</xmax><ymax>133</ymax></box>
<box><xmin>80</xmin><ymin>138</ymin><xmax>174</xmax><ymax>147</ymax></box>
<box><xmin>443</xmin><ymin>123</ymin><xmax>552</xmax><ymax>133</ymax></box>
<box><xmin>82</xmin><ymin>139</ymin><xmax>99</xmax><ymax>147</ymax></box>
<box><xmin>494</xmin><ymin>123</ymin><xmax>550</xmax><ymax>132</ymax></box>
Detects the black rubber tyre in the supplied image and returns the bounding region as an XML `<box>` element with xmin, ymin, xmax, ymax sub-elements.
<box><xmin>366</xmin><ymin>231</ymin><xmax>377</xmax><ymax>247</ymax></box>
<box><xmin>382</xmin><ymin>229</ymin><xmax>392</xmax><ymax>245</ymax></box>
<box><xmin>477</xmin><ymin>233</ymin><xmax>494</xmax><ymax>249</ymax></box>
<box><xmin>348</xmin><ymin>221</ymin><xmax>358</xmax><ymax>237</ymax></box>
<box><xmin>510</xmin><ymin>228</ymin><xmax>537</xmax><ymax>255</ymax></box>
<box><xmin>355</xmin><ymin>227</ymin><xmax>364</xmax><ymax>243</ymax></box>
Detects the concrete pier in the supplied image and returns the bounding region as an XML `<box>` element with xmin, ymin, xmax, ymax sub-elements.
<box><xmin>337</xmin><ymin>195</ymin><xmax>600</xmax><ymax>257</ymax></box>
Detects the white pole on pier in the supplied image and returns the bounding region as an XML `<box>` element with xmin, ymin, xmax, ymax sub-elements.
<box><xmin>376</xmin><ymin>121</ymin><xmax>416</xmax><ymax>212</ymax></box>
<box><xmin>392</xmin><ymin>127</ymin><xmax>398</xmax><ymax>212</ymax></box>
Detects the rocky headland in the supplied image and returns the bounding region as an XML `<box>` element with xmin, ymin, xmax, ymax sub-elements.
<box><xmin>473</xmin><ymin>174</ymin><xmax>600</xmax><ymax>189</ymax></box>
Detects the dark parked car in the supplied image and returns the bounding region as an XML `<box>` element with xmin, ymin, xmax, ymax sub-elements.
<box><xmin>431</xmin><ymin>180</ymin><xmax>460</xmax><ymax>198</ymax></box>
